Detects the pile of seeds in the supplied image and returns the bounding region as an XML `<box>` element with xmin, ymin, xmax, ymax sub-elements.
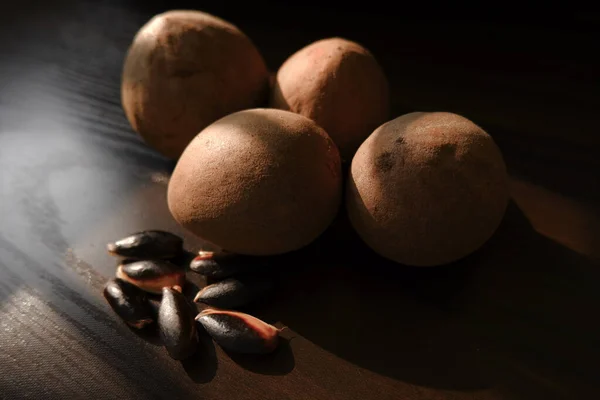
<box><xmin>103</xmin><ymin>230</ymin><xmax>281</xmax><ymax>360</ymax></box>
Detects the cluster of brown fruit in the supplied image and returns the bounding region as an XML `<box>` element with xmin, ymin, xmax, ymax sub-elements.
<box><xmin>103</xmin><ymin>230</ymin><xmax>281</xmax><ymax>360</ymax></box>
<box><xmin>121</xmin><ymin>10</ymin><xmax>509</xmax><ymax>267</ymax></box>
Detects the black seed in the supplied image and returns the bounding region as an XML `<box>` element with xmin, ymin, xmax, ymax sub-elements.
<box><xmin>103</xmin><ymin>279</ymin><xmax>153</xmax><ymax>329</ymax></box>
<box><xmin>193</xmin><ymin>277</ymin><xmax>273</xmax><ymax>309</ymax></box>
<box><xmin>116</xmin><ymin>260</ymin><xmax>185</xmax><ymax>294</ymax></box>
<box><xmin>158</xmin><ymin>287</ymin><xmax>198</xmax><ymax>360</ymax></box>
<box><xmin>119</xmin><ymin>259</ymin><xmax>182</xmax><ymax>279</ymax></box>
<box><xmin>189</xmin><ymin>251</ymin><xmax>264</xmax><ymax>280</ymax></box>
<box><xmin>107</xmin><ymin>230</ymin><xmax>183</xmax><ymax>259</ymax></box>
<box><xmin>196</xmin><ymin>309</ymin><xmax>280</xmax><ymax>354</ymax></box>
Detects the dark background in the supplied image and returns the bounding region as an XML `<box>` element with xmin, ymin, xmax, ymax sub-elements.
<box><xmin>1</xmin><ymin>1</ymin><xmax>599</xmax><ymax>399</ymax></box>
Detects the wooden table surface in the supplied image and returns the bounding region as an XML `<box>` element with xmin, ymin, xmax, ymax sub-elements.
<box><xmin>1</xmin><ymin>1</ymin><xmax>599</xmax><ymax>399</ymax></box>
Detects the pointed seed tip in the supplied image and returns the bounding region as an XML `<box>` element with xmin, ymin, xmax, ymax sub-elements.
<box><xmin>197</xmin><ymin>308</ymin><xmax>217</xmax><ymax>317</ymax></box>
<box><xmin>196</xmin><ymin>251</ymin><xmax>214</xmax><ymax>260</ymax></box>
<box><xmin>115</xmin><ymin>266</ymin><xmax>126</xmax><ymax>279</ymax></box>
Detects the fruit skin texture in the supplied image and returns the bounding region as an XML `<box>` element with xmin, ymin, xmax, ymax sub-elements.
<box><xmin>270</xmin><ymin>37</ymin><xmax>390</xmax><ymax>162</ymax></box>
<box><xmin>121</xmin><ymin>10</ymin><xmax>269</xmax><ymax>159</ymax></box>
<box><xmin>167</xmin><ymin>108</ymin><xmax>342</xmax><ymax>256</ymax></box>
<box><xmin>347</xmin><ymin>112</ymin><xmax>509</xmax><ymax>267</ymax></box>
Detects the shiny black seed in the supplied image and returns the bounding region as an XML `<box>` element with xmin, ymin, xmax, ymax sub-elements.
<box><xmin>190</xmin><ymin>251</ymin><xmax>260</xmax><ymax>280</ymax></box>
<box><xmin>117</xmin><ymin>260</ymin><xmax>185</xmax><ymax>294</ymax></box>
<box><xmin>193</xmin><ymin>277</ymin><xmax>273</xmax><ymax>309</ymax></box>
<box><xmin>158</xmin><ymin>287</ymin><xmax>198</xmax><ymax>360</ymax></box>
<box><xmin>103</xmin><ymin>279</ymin><xmax>153</xmax><ymax>329</ymax></box>
<box><xmin>196</xmin><ymin>309</ymin><xmax>280</xmax><ymax>354</ymax></box>
<box><xmin>107</xmin><ymin>230</ymin><xmax>183</xmax><ymax>259</ymax></box>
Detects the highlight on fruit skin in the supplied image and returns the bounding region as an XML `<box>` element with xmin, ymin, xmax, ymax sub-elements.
<box><xmin>195</xmin><ymin>308</ymin><xmax>281</xmax><ymax>354</ymax></box>
<box><xmin>121</xmin><ymin>10</ymin><xmax>270</xmax><ymax>159</ymax></box>
<box><xmin>193</xmin><ymin>277</ymin><xmax>273</xmax><ymax>309</ymax></box>
<box><xmin>270</xmin><ymin>37</ymin><xmax>390</xmax><ymax>161</ymax></box>
<box><xmin>103</xmin><ymin>278</ymin><xmax>154</xmax><ymax>329</ymax></box>
<box><xmin>346</xmin><ymin>111</ymin><xmax>509</xmax><ymax>266</ymax></box>
<box><xmin>106</xmin><ymin>230</ymin><xmax>183</xmax><ymax>259</ymax></box>
<box><xmin>158</xmin><ymin>286</ymin><xmax>198</xmax><ymax>360</ymax></box>
<box><xmin>190</xmin><ymin>251</ymin><xmax>263</xmax><ymax>280</ymax></box>
<box><xmin>167</xmin><ymin>108</ymin><xmax>343</xmax><ymax>256</ymax></box>
<box><xmin>116</xmin><ymin>260</ymin><xmax>185</xmax><ymax>294</ymax></box>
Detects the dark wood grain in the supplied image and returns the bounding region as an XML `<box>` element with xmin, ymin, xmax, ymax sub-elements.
<box><xmin>1</xmin><ymin>1</ymin><xmax>599</xmax><ymax>399</ymax></box>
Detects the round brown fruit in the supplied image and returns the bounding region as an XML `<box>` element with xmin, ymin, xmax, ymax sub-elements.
<box><xmin>347</xmin><ymin>112</ymin><xmax>509</xmax><ymax>266</ymax></box>
<box><xmin>167</xmin><ymin>109</ymin><xmax>342</xmax><ymax>255</ymax></box>
<box><xmin>121</xmin><ymin>10</ymin><xmax>269</xmax><ymax>159</ymax></box>
<box><xmin>270</xmin><ymin>38</ymin><xmax>389</xmax><ymax>162</ymax></box>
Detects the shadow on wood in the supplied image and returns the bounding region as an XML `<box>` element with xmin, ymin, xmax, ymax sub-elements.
<box><xmin>223</xmin><ymin>338</ymin><xmax>295</xmax><ymax>376</ymax></box>
<box><xmin>181</xmin><ymin>333</ymin><xmax>219</xmax><ymax>384</ymax></box>
<box><xmin>260</xmin><ymin>201</ymin><xmax>600</xmax><ymax>397</ymax></box>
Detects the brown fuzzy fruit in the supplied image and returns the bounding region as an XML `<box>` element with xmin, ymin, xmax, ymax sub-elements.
<box><xmin>270</xmin><ymin>37</ymin><xmax>390</xmax><ymax>162</ymax></box>
<box><xmin>167</xmin><ymin>108</ymin><xmax>342</xmax><ymax>255</ymax></box>
<box><xmin>121</xmin><ymin>10</ymin><xmax>269</xmax><ymax>159</ymax></box>
<box><xmin>347</xmin><ymin>112</ymin><xmax>509</xmax><ymax>266</ymax></box>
